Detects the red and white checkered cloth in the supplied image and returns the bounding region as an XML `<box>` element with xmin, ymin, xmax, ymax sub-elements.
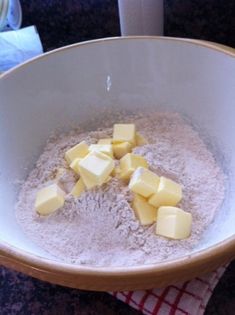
<box><xmin>111</xmin><ymin>265</ymin><xmax>227</xmax><ymax>315</ymax></box>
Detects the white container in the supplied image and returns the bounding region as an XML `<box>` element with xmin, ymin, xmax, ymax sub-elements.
<box><xmin>0</xmin><ymin>37</ymin><xmax>234</xmax><ymax>290</ymax></box>
<box><xmin>0</xmin><ymin>0</ymin><xmax>22</xmax><ymax>31</ymax></box>
<box><xmin>118</xmin><ymin>0</ymin><xmax>164</xmax><ymax>36</ymax></box>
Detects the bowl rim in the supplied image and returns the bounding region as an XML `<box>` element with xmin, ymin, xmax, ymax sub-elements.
<box><xmin>0</xmin><ymin>36</ymin><xmax>235</xmax><ymax>279</ymax></box>
<box><xmin>0</xmin><ymin>36</ymin><xmax>234</xmax><ymax>80</ymax></box>
<box><xmin>0</xmin><ymin>234</ymin><xmax>235</xmax><ymax>275</ymax></box>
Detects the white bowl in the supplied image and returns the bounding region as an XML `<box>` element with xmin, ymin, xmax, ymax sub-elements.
<box><xmin>0</xmin><ymin>37</ymin><xmax>234</xmax><ymax>290</ymax></box>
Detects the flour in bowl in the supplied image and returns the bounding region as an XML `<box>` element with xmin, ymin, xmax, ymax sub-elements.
<box><xmin>15</xmin><ymin>112</ymin><xmax>225</xmax><ymax>266</ymax></box>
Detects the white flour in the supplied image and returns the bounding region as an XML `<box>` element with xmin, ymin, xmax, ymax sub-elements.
<box><xmin>15</xmin><ymin>112</ymin><xmax>225</xmax><ymax>267</ymax></box>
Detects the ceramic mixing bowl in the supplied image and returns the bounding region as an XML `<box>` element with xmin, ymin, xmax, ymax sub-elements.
<box><xmin>0</xmin><ymin>37</ymin><xmax>234</xmax><ymax>291</ymax></box>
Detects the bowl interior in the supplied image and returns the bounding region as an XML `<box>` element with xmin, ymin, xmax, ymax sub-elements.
<box><xmin>0</xmin><ymin>37</ymin><xmax>234</xmax><ymax>264</ymax></box>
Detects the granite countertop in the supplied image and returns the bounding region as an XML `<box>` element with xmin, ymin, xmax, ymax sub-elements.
<box><xmin>0</xmin><ymin>262</ymin><xmax>235</xmax><ymax>315</ymax></box>
<box><xmin>19</xmin><ymin>0</ymin><xmax>235</xmax><ymax>51</ymax></box>
<box><xmin>1</xmin><ymin>1</ymin><xmax>234</xmax><ymax>314</ymax></box>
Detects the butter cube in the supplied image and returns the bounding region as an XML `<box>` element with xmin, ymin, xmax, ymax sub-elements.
<box><xmin>89</xmin><ymin>144</ymin><xmax>113</xmax><ymax>158</ymax></box>
<box><xmin>136</xmin><ymin>132</ymin><xmax>148</xmax><ymax>146</ymax></box>
<box><xmin>111</xmin><ymin>166</ymin><xmax>121</xmax><ymax>177</ymax></box>
<box><xmin>65</xmin><ymin>141</ymin><xmax>89</xmax><ymax>164</ymax></box>
<box><xmin>70</xmin><ymin>158</ymin><xmax>82</xmax><ymax>174</ymax></box>
<box><xmin>35</xmin><ymin>184</ymin><xmax>65</xmax><ymax>215</ymax></box>
<box><xmin>71</xmin><ymin>178</ymin><xmax>86</xmax><ymax>197</ymax></box>
<box><xmin>156</xmin><ymin>206</ymin><xmax>192</xmax><ymax>239</ymax></box>
<box><xmin>157</xmin><ymin>206</ymin><xmax>180</xmax><ymax>217</ymax></box>
<box><xmin>98</xmin><ymin>138</ymin><xmax>112</xmax><ymax>145</ymax></box>
<box><xmin>104</xmin><ymin>176</ymin><xmax>112</xmax><ymax>184</ymax></box>
<box><xmin>80</xmin><ymin>174</ymin><xmax>97</xmax><ymax>190</ymax></box>
<box><xmin>113</xmin><ymin>141</ymin><xmax>132</xmax><ymax>159</ymax></box>
<box><xmin>132</xmin><ymin>194</ymin><xmax>157</xmax><ymax>225</ymax></box>
<box><xmin>148</xmin><ymin>176</ymin><xmax>182</xmax><ymax>208</ymax></box>
<box><xmin>129</xmin><ymin>167</ymin><xmax>159</xmax><ymax>198</ymax></box>
<box><xmin>78</xmin><ymin>151</ymin><xmax>114</xmax><ymax>189</ymax></box>
<box><xmin>120</xmin><ymin>153</ymin><xmax>148</xmax><ymax>180</ymax></box>
<box><xmin>113</xmin><ymin>124</ymin><xmax>136</xmax><ymax>145</ymax></box>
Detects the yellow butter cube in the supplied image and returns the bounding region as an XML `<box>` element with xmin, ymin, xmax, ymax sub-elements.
<box><xmin>113</xmin><ymin>124</ymin><xmax>136</xmax><ymax>145</ymax></box>
<box><xmin>78</xmin><ymin>151</ymin><xmax>114</xmax><ymax>189</ymax></box>
<box><xmin>120</xmin><ymin>153</ymin><xmax>148</xmax><ymax>180</ymax></box>
<box><xmin>35</xmin><ymin>184</ymin><xmax>65</xmax><ymax>215</ymax></box>
<box><xmin>71</xmin><ymin>178</ymin><xmax>86</xmax><ymax>197</ymax></box>
<box><xmin>136</xmin><ymin>132</ymin><xmax>148</xmax><ymax>146</ymax></box>
<box><xmin>132</xmin><ymin>194</ymin><xmax>157</xmax><ymax>225</ymax></box>
<box><xmin>156</xmin><ymin>206</ymin><xmax>192</xmax><ymax>239</ymax></box>
<box><xmin>148</xmin><ymin>176</ymin><xmax>182</xmax><ymax>208</ymax></box>
<box><xmin>129</xmin><ymin>167</ymin><xmax>159</xmax><ymax>198</ymax></box>
<box><xmin>65</xmin><ymin>141</ymin><xmax>89</xmax><ymax>164</ymax></box>
<box><xmin>113</xmin><ymin>141</ymin><xmax>132</xmax><ymax>159</ymax></box>
<box><xmin>89</xmin><ymin>144</ymin><xmax>113</xmax><ymax>158</ymax></box>
<box><xmin>111</xmin><ymin>166</ymin><xmax>121</xmax><ymax>177</ymax></box>
<box><xmin>98</xmin><ymin>138</ymin><xmax>112</xmax><ymax>145</ymax></box>
<box><xmin>104</xmin><ymin>176</ymin><xmax>112</xmax><ymax>184</ymax></box>
<box><xmin>70</xmin><ymin>158</ymin><xmax>82</xmax><ymax>174</ymax></box>
<box><xmin>80</xmin><ymin>174</ymin><xmax>97</xmax><ymax>190</ymax></box>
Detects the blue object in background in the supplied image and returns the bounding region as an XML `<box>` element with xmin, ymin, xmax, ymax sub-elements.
<box><xmin>0</xmin><ymin>26</ymin><xmax>43</xmax><ymax>71</ymax></box>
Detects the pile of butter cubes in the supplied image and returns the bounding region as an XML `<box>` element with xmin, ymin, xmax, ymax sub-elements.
<box><xmin>35</xmin><ymin>124</ymin><xmax>192</xmax><ymax>240</ymax></box>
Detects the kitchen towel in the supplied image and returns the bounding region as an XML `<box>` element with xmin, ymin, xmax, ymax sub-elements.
<box><xmin>111</xmin><ymin>265</ymin><xmax>227</xmax><ymax>315</ymax></box>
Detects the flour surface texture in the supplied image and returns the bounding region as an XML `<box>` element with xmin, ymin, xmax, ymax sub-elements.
<box><xmin>15</xmin><ymin>113</ymin><xmax>225</xmax><ymax>266</ymax></box>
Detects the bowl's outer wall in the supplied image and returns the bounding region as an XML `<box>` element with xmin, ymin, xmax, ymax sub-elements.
<box><xmin>0</xmin><ymin>37</ymin><xmax>234</xmax><ymax>290</ymax></box>
<box><xmin>0</xmin><ymin>236</ymin><xmax>234</xmax><ymax>291</ymax></box>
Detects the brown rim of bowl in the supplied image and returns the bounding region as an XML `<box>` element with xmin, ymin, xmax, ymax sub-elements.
<box><xmin>0</xmin><ymin>36</ymin><xmax>235</xmax><ymax>278</ymax></box>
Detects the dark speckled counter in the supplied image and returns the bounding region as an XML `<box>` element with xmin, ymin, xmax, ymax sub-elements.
<box><xmin>1</xmin><ymin>1</ymin><xmax>234</xmax><ymax>314</ymax></box>
<box><xmin>20</xmin><ymin>0</ymin><xmax>235</xmax><ymax>51</ymax></box>
<box><xmin>0</xmin><ymin>262</ymin><xmax>235</xmax><ymax>315</ymax></box>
